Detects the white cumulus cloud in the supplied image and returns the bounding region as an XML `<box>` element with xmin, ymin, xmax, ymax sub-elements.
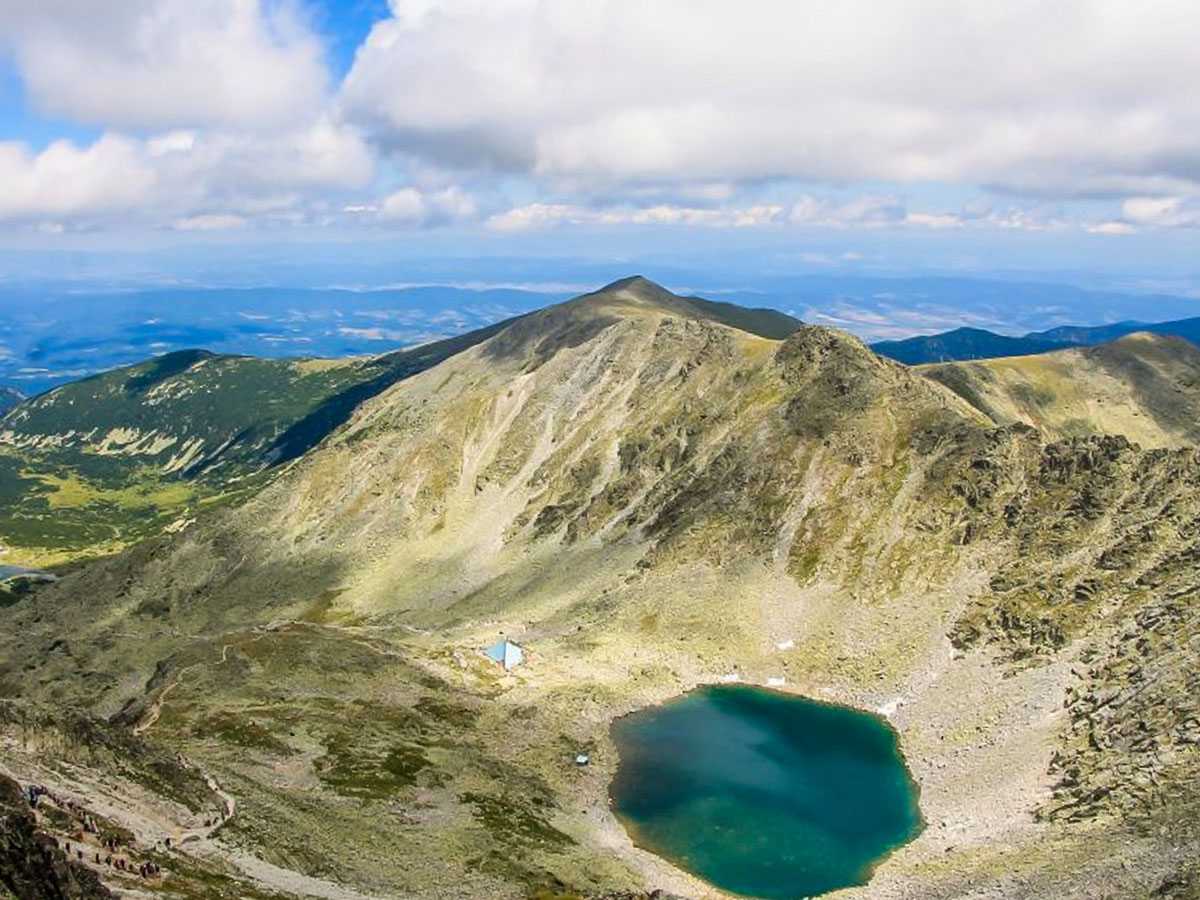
<box><xmin>0</xmin><ymin>120</ymin><xmax>375</xmax><ymax>227</ymax></box>
<box><xmin>342</xmin><ymin>0</ymin><xmax>1200</xmax><ymax>198</ymax></box>
<box><xmin>1122</xmin><ymin>196</ymin><xmax>1200</xmax><ymax>228</ymax></box>
<box><xmin>379</xmin><ymin>185</ymin><xmax>478</xmax><ymax>226</ymax></box>
<box><xmin>3</xmin><ymin>0</ymin><xmax>1199</xmax><ymax>235</ymax></box>
<box><xmin>0</xmin><ymin>0</ymin><xmax>328</xmax><ymax>131</ymax></box>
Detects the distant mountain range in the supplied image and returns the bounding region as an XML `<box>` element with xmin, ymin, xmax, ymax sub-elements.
<box><xmin>871</xmin><ymin>316</ymin><xmax>1200</xmax><ymax>364</ymax></box>
<box><xmin>0</xmin><ymin>285</ymin><xmax>571</xmax><ymax>396</ymax></box>
<box><xmin>7</xmin><ymin>274</ymin><xmax>1200</xmax><ymax>396</ymax></box>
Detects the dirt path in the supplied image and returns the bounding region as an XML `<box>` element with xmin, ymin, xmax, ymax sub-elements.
<box><xmin>15</xmin><ymin>626</ymin><xmax>400</xmax><ymax>900</ymax></box>
<box><xmin>131</xmin><ymin>678</ymin><xmax>182</xmax><ymax>736</ymax></box>
<box><xmin>134</xmin><ymin>630</ymin><xmax>265</xmax><ymax>736</ymax></box>
<box><xmin>0</xmin><ymin>750</ymin><xmax>390</xmax><ymax>900</ymax></box>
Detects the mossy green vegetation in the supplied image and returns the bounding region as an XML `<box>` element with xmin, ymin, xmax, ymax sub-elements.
<box><xmin>922</xmin><ymin>333</ymin><xmax>1200</xmax><ymax>449</ymax></box>
<box><xmin>460</xmin><ymin>792</ymin><xmax>575</xmax><ymax>848</ymax></box>
<box><xmin>315</xmin><ymin>735</ymin><xmax>431</xmax><ymax>798</ymax></box>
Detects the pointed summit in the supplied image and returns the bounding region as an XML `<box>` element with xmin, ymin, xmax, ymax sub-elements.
<box><xmin>479</xmin><ymin>276</ymin><xmax>800</xmax><ymax>372</ymax></box>
<box><xmin>591</xmin><ymin>275</ymin><xmax>680</xmax><ymax>304</ymax></box>
<box><xmin>598</xmin><ymin>274</ymin><xmax>659</xmax><ymax>292</ymax></box>
<box><xmin>578</xmin><ymin>275</ymin><xmax>802</xmax><ymax>340</ymax></box>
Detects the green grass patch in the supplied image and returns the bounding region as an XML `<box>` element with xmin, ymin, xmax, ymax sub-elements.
<box><xmin>460</xmin><ymin>792</ymin><xmax>575</xmax><ymax>848</ymax></box>
<box><xmin>193</xmin><ymin>711</ymin><xmax>295</xmax><ymax>756</ymax></box>
<box><xmin>314</xmin><ymin>735</ymin><xmax>431</xmax><ymax>798</ymax></box>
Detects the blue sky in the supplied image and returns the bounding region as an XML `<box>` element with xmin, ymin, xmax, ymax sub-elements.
<box><xmin>2</xmin><ymin>0</ymin><xmax>1200</xmax><ymax>300</ymax></box>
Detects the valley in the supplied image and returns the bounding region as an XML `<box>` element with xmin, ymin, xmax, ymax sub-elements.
<box><xmin>0</xmin><ymin>278</ymin><xmax>1198</xmax><ymax>900</ymax></box>
<box><xmin>0</xmin><ymin>318</ymin><xmax>518</xmax><ymax>567</ymax></box>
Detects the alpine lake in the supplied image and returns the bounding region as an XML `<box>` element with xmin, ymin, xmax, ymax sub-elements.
<box><xmin>609</xmin><ymin>685</ymin><xmax>923</xmax><ymax>899</ymax></box>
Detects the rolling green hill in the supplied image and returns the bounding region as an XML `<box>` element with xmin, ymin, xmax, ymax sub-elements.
<box><xmin>920</xmin><ymin>332</ymin><xmax>1200</xmax><ymax>448</ymax></box>
<box><xmin>0</xmin><ymin>318</ymin><xmax>516</xmax><ymax>565</ymax></box>
<box><xmin>2</xmin><ymin>278</ymin><xmax>1199</xmax><ymax>899</ymax></box>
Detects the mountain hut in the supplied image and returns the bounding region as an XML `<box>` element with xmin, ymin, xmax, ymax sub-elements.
<box><xmin>484</xmin><ymin>640</ymin><xmax>525</xmax><ymax>671</ymax></box>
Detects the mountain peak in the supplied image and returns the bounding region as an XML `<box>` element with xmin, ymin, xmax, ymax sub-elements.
<box><xmin>577</xmin><ymin>276</ymin><xmax>802</xmax><ymax>340</ymax></box>
<box><xmin>585</xmin><ymin>275</ymin><xmax>684</xmax><ymax>310</ymax></box>
<box><xmin>596</xmin><ymin>274</ymin><xmax>665</xmax><ymax>293</ymax></box>
<box><xmin>478</xmin><ymin>277</ymin><xmax>801</xmax><ymax>372</ymax></box>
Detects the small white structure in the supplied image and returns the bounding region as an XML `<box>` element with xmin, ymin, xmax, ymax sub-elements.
<box><xmin>877</xmin><ymin>698</ymin><xmax>902</xmax><ymax>718</ymax></box>
<box><xmin>766</xmin><ymin>676</ymin><xmax>786</xmax><ymax>688</ymax></box>
<box><xmin>776</xmin><ymin>639</ymin><xmax>795</xmax><ymax>651</ymax></box>
<box><xmin>575</xmin><ymin>754</ymin><xmax>590</xmax><ymax>766</ymax></box>
<box><xmin>484</xmin><ymin>640</ymin><xmax>525</xmax><ymax>671</ymax></box>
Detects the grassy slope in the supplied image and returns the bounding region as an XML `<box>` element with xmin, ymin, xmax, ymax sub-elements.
<box><xmin>921</xmin><ymin>332</ymin><xmax>1200</xmax><ymax>448</ymax></box>
<box><xmin>1</xmin><ymin>280</ymin><xmax>1198</xmax><ymax>899</ymax></box>
<box><xmin>0</xmin><ymin>319</ymin><xmax>515</xmax><ymax>566</ymax></box>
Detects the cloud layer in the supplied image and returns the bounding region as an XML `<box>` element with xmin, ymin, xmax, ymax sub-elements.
<box><xmin>344</xmin><ymin>0</ymin><xmax>1200</xmax><ymax>198</ymax></box>
<box><xmin>1</xmin><ymin>0</ymin><xmax>327</xmax><ymax>130</ymax></box>
<box><xmin>0</xmin><ymin>122</ymin><xmax>374</xmax><ymax>227</ymax></box>
<box><xmin>3</xmin><ymin>0</ymin><xmax>1200</xmax><ymax>234</ymax></box>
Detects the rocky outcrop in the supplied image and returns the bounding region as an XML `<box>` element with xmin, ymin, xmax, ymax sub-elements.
<box><xmin>0</xmin><ymin>774</ymin><xmax>113</xmax><ymax>900</ymax></box>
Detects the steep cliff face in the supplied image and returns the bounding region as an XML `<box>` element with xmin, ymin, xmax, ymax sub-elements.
<box><xmin>0</xmin><ymin>279</ymin><xmax>1197</xmax><ymax>899</ymax></box>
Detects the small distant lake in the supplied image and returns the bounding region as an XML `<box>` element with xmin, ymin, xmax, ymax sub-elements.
<box><xmin>610</xmin><ymin>685</ymin><xmax>922</xmax><ymax>899</ymax></box>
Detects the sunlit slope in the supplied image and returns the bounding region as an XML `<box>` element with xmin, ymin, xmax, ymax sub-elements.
<box><xmin>2</xmin><ymin>278</ymin><xmax>1199</xmax><ymax>899</ymax></box>
<box><xmin>0</xmin><ymin>319</ymin><xmax>513</xmax><ymax>564</ymax></box>
<box><xmin>922</xmin><ymin>332</ymin><xmax>1200</xmax><ymax>447</ymax></box>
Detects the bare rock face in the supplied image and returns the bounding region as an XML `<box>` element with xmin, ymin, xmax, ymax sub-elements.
<box><xmin>0</xmin><ymin>775</ymin><xmax>113</xmax><ymax>900</ymax></box>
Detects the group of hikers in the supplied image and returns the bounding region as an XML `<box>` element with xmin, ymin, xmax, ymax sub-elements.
<box><xmin>27</xmin><ymin>782</ymin><xmax>167</xmax><ymax>881</ymax></box>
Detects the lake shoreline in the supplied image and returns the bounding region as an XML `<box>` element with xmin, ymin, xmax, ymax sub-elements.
<box><xmin>608</xmin><ymin>683</ymin><xmax>924</xmax><ymax>900</ymax></box>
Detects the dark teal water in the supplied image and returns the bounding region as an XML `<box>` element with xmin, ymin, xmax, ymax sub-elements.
<box><xmin>610</xmin><ymin>685</ymin><xmax>922</xmax><ymax>899</ymax></box>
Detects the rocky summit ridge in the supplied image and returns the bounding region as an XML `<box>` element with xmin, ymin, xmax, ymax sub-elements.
<box><xmin>0</xmin><ymin>278</ymin><xmax>1198</xmax><ymax>900</ymax></box>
